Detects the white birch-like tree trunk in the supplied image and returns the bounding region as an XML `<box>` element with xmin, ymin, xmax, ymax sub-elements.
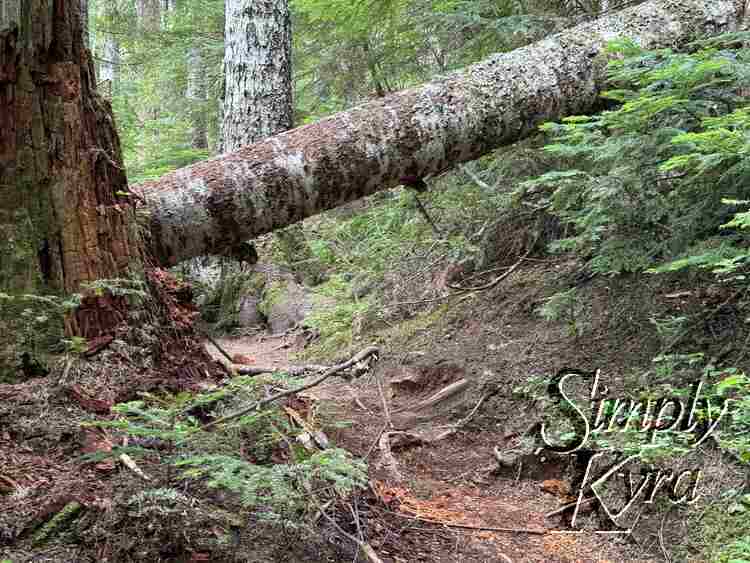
<box><xmin>139</xmin><ymin>0</ymin><xmax>747</xmax><ymax>265</ymax></box>
<box><xmin>220</xmin><ymin>0</ymin><xmax>293</xmax><ymax>152</ymax></box>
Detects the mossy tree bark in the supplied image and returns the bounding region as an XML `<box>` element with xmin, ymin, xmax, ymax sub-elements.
<box><xmin>0</xmin><ymin>1</ymin><xmax>139</xmax><ymax>337</ymax></box>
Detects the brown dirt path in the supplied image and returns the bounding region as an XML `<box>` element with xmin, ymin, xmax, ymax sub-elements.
<box><xmin>204</xmin><ymin>329</ymin><xmax>648</xmax><ymax>563</ymax></box>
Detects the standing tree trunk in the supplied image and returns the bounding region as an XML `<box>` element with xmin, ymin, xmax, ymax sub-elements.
<box><xmin>0</xmin><ymin>1</ymin><xmax>138</xmax><ymax>336</ymax></box>
<box><xmin>220</xmin><ymin>0</ymin><xmax>293</xmax><ymax>152</ymax></box>
<box><xmin>99</xmin><ymin>0</ymin><xmax>120</xmax><ymax>98</ymax></box>
<box><xmin>136</xmin><ymin>0</ymin><xmax>161</xmax><ymax>32</ymax></box>
<box><xmin>220</xmin><ymin>0</ymin><xmax>319</xmax><ymax>284</ymax></box>
<box><xmin>81</xmin><ymin>0</ymin><xmax>89</xmax><ymax>48</ymax></box>
<box><xmin>187</xmin><ymin>46</ymin><xmax>209</xmax><ymax>149</ymax></box>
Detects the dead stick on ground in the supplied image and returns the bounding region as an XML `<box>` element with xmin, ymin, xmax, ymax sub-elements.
<box><xmin>203</xmin><ymin>346</ymin><xmax>379</xmax><ymax>430</ymax></box>
<box><xmin>446</xmin><ymin>250</ymin><xmax>530</xmax><ymax>293</ymax></box>
<box><xmin>120</xmin><ymin>453</ymin><xmax>151</xmax><ymax>481</ymax></box>
<box><xmin>235</xmin><ymin>364</ymin><xmax>329</xmax><ymax>376</ymax></box>
<box><xmin>205</xmin><ymin>334</ymin><xmax>234</xmax><ymax>364</ymax></box>
<box><xmin>412</xmin><ymin>193</ymin><xmax>442</xmax><ymax>236</ymax></box>
<box><xmin>312</xmin><ymin>496</ymin><xmax>385</xmax><ymax>563</ymax></box>
<box><xmin>545</xmin><ymin>496</ymin><xmax>597</xmax><ymax>518</ymax></box>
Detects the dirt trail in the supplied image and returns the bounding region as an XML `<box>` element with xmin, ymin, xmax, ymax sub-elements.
<box><xmin>204</xmin><ymin>333</ymin><xmax>305</xmax><ymax>369</ymax></box>
<box><xmin>206</xmin><ymin>331</ymin><xmax>644</xmax><ymax>563</ymax></box>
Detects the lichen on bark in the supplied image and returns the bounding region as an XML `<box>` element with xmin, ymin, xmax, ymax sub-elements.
<box><xmin>139</xmin><ymin>0</ymin><xmax>745</xmax><ymax>266</ymax></box>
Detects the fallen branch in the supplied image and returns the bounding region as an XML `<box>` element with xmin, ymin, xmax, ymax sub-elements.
<box><xmin>391</xmin><ymin>379</ymin><xmax>469</xmax><ymax>415</ymax></box>
<box><xmin>545</xmin><ymin>496</ymin><xmax>597</xmax><ymax>518</ymax></box>
<box><xmin>119</xmin><ymin>453</ymin><xmax>151</xmax><ymax>481</ymax></box>
<box><xmin>203</xmin><ymin>346</ymin><xmax>379</xmax><ymax>430</ymax></box>
<box><xmin>205</xmin><ymin>334</ymin><xmax>234</xmax><ymax>364</ymax></box>
<box><xmin>235</xmin><ymin>364</ymin><xmax>329</xmax><ymax>376</ymax></box>
<box><xmin>446</xmin><ymin>249</ymin><xmax>531</xmax><ymax>293</ymax></box>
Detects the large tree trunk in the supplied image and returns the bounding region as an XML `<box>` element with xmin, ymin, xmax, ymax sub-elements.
<box><xmin>0</xmin><ymin>1</ymin><xmax>138</xmax><ymax>335</ymax></box>
<box><xmin>220</xmin><ymin>0</ymin><xmax>293</xmax><ymax>152</ymax></box>
<box><xmin>139</xmin><ymin>0</ymin><xmax>744</xmax><ymax>265</ymax></box>
<box><xmin>219</xmin><ymin>0</ymin><xmax>317</xmax><ymax>282</ymax></box>
<box><xmin>80</xmin><ymin>0</ymin><xmax>89</xmax><ymax>48</ymax></box>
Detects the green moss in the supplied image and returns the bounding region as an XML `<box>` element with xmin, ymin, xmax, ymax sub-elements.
<box><xmin>32</xmin><ymin>501</ymin><xmax>83</xmax><ymax>546</ymax></box>
<box><xmin>300</xmin><ymin>301</ymin><xmax>451</xmax><ymax>363</ymax></box>
<box><xmin>258</xmin><ymin>280</ymin><xmax>289</xmax><ymax>318</ymax></box>
<box><xmin>378</xmin><ymin>303</ymin><xmax>451</xmax><ymax>344</ymax></box>
<box><xmin>679</xmin><ymin>499</ymin><xmax>750</xmax><ymax>562</ymax></box>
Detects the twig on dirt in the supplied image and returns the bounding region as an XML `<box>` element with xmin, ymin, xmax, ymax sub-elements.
<box><xmin>386</xmin><ymin>292</ymin><xmax>473</xmax><ymax>308</ymax></box>
<box><xmin>202</xmin><ymin>346</ymin><xmax>380</xmax><ymax>430</ymax></box>
<box><xmin>452</xmin><ymin>389</ymin><xmax>497</xmax><ymax>430</ymax></box>
<box><xmin>412</xmin><ymin>193</ymin><xmax>442</xmax><ymax>236</ymax></box>
<box><xmin>205</xmin><ymin>334</ymin><xmax>234</xmax><ymax>364</ymax></box>
<box><xmin>235</xmin><ymin>364</ymin><xmax>328</xmax><ymax>376</ymax></box>
<box><xmin>446</xmin><ymin>251</ymin><xmax>530</xmax><ymax>292</ymax></box>
<box><xmin>313</xmin><ymin>496</ymin><xmax>385</xmax><ymax>563</ymax></box>
<box><xmin>119</xmin><ymin>453</ymin><xmax>151</xmax><ymax>481</ymax></box>
<box><xmin>545</xmin><ymin>496</ymin><xmax>597</xmax><ymax>518</ymax></box>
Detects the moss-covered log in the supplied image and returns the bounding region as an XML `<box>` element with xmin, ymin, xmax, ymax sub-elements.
<box><xmin>138</xmin><ymin>0</ymin><xmax>747</xmax><ymax>265</ymax></box>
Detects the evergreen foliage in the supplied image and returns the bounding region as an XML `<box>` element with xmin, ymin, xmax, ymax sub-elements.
<box><xmin>521</xmin><ymin>34</ymin><xmax>750</xmax><ymax>275</ymax></box>
<box><xmin>85</xmin><ymin>375</ymin><xmax>367</xmax><ymax>526</ymax></box>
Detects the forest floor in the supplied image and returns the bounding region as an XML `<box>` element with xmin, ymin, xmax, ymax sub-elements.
<box><xmin>1</xmin><ymin>258</ymin><xmax>746</xmax><ymax>562</ymax></box>
<box><xmin>201</xmin><ymin>255</ymin><xmax>747</xmax><ymax>562</ymax></box>
<box><xmin>207</xmin><ymin>329</ymin><xmax>639</xmax><ymax>562</ymax></box>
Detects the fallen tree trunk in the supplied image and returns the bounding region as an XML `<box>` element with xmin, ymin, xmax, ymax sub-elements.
<box><xmin>138</xmin><ymin>0</ymin><xmax>746</xmax><ymax>265</ymax></box>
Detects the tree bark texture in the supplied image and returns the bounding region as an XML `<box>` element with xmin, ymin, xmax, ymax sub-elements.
<box><xmin>220</xmin><ymin>0</ymin><xmax>293</xmax><ymax>152</ymax></box>
<box><xmin>136</xmin><ymin>0</ymin><xmax>161</xmax><ymax>32</ymax></box>
<box><xmin>0</xmin><ymin>0</ymin><xmax>138</xmax><ymax>336</ymax></box>
<box><xmin>187</xmin><ymin>46</ymin><xmax>209</xmax><ymax>149</ymax></box>
<box><xmin>138</xmin><ymin>0</ymin><xmax>744</xmax><ymax>266</ymax></box>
